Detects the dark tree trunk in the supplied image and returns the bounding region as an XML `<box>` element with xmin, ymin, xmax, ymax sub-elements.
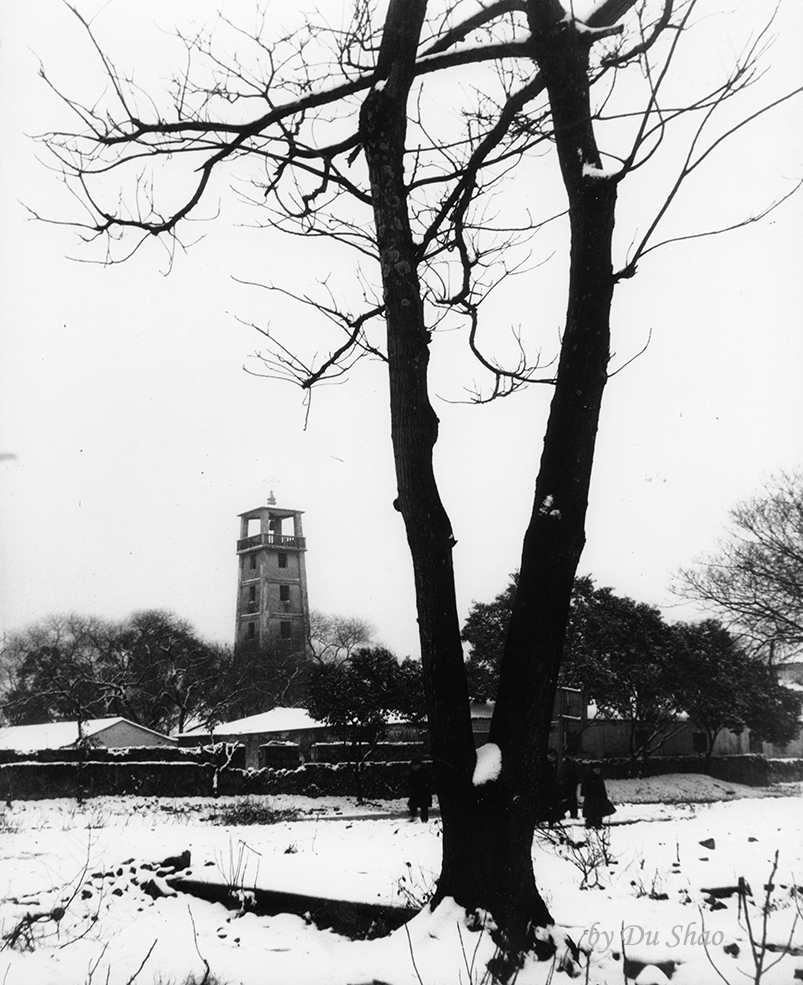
<box><xmin>360</xmin><ymin>0</ymin><xmax>480</xmax><ymax>912</ymax></box>
<box><xmin>359</xmin><ymin>0</ymin><xmax>623</xmax><ymax>964</ymax></box>
<box><xmin>479</xmin><ymin>4</ymin><xmax>618</xmax><ymax>948</ymax></box>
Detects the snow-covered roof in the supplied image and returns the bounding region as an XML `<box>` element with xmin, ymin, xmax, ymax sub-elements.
<box><xmin>181</xmin><ymin>707</ymin><xmax>326</xmax><ymax>737</ymax></box>
<box><xmin>0</xmin><ymin>718</ymin><xmax>168</xmax><ymax>751</ymax></box>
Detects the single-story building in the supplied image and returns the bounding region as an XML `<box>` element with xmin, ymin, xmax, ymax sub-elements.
<box><xmin>179</xmin><ymin>708</ymin><xmax>427</xmax><ymax>769</ymax></box>
<box><xmin>575</xmin><ymin>716</ymin><xmax>803</xmax><ymax>760</ymax></box>
<box><xmin>178</xmin><ymin>708</ymin><xmax>333</xmax><ymax>768</ymax></box>
<box><xmin>0</xmin><ymin>717</ymin><xmax>177</xmax><ymax>752</ymax></box>
<box><xmin>571</xmin><ymin>660</ymin><xmax>803</xmax><ymax>760</ymax></box>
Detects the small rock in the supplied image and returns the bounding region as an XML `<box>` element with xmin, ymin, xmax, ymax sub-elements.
<box><xmin>161</xmin><ymin>850</ymin><xmax>191</xmax><ymax>871</ymax></box>
<box><xmin>702</xmin><ymin>886</ymin><xmax>741</xmax><ymax>899</ymax></box>
<box><xmin>141</xmin><ymin>877</ymin><xmax>176</xmax><ymax>900</ymax></box>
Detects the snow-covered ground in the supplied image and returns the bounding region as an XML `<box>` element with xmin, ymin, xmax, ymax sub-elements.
<box><xmin>0</xmin><ymin>775</ymin><xmax>801</xmax><ymax>985</ymax></box>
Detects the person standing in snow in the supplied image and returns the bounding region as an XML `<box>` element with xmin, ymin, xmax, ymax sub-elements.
<box><xmin>538</xmin><ymin>748</ymin><xmax>560</xmax><ymax>823</ymax></box>
<box><xmin>558</xmin><ymin>755</ymin><xmax>580</xmax><ymax>820</ymax></box>
<box><xmin>581</xmin><ymin>764</ymin><xmax>614</xmax><ymax>829</ymax></box>
<box><xmin>406</xmin><ymin>759</ymin><xmax>432</xmax><ymax>822</ymax></box>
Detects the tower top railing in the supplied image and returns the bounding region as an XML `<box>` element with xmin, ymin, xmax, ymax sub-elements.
<box><xmin>237</xmin><ymin>533</ymin><xmax>306</xmax><ymax>552</ymax></box>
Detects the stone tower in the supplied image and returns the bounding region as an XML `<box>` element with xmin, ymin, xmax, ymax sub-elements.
<box><xmin>235</xmin><ymin>498</ymin><xmax>311</xmax><ymax>657</ymax></box>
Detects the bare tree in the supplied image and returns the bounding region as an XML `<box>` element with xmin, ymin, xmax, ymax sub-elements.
<box><xmin>0</xmin><ymin>611</ymin><xmax>225</xmax><ymax>736</ymax></box>
<box><xmin>36</xmin><ymin>0</ymin><xmax>802</xmax><ymax>968</ymax></box>
<box><xmin>308</xmin><ymin>611</ymin><xmax>375</xmax><ymax>665</ymax></box>
<box><xmin>678</xmin><ymin>470</ymin><xmax>803</xmax><ymax>663</ymax></box>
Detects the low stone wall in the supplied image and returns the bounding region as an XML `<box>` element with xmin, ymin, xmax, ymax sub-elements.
<box><xmin>0</xmin><ymin>759</ymin><xmax>416</xmax><ymax>801</ymax></box>
<box><xmin>575</xmin><ymin>754</ymin><xmax>771</xmax><ymax>786</ymax></box>
<box><xmin>1</xmin><ymin>761</ymin><xmax>215</xmax><ymax>801</ymax></box>
<box><xmin>310</xmin><ymin>742</ymin><xmax>427</xmax><ymax>764</ymax></box>
<box><xmin>260</xmin><ymin>743</ymin><xmax>303</xmax><ymax>770</ymax></box>
<box><xmin>767</xmin><ymin>757</ymin><xmax>803</xmax><ymax>782</ymax></box>
<box><xmin>0</xmin><ymin>744</ymin><xmax>245</xmax><ymax>767</ymax></box>
<box><xmin>217</xmin><ymin>761</ymin><xmax>415</xmax><ymax>799</ymax></box>
<box><xmin>1</xmin><ymin>753</ymin><xmax>787</xmax><ymax>801</ymax></box>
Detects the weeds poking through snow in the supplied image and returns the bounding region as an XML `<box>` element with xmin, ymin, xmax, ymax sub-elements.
<box><xmin>1</xmin><ymin>843</ymin><xmax>97</xmax><ymax>953</ymax></box>
<box><xmin>0</xmin><ymin>806</ymin><xmax>18</xmax><ymax>835</ymax></box>
<box><xmin>154</xmin><ymin>977</ymin><xmax>228</xmax><ymax>985</ymax></box>
<box><xmin>403</xmin><ymin>908</ymin><xmax>527</xmax><ymax>985</ymax></box>
<box><xmin>701</xmin><ymin>850</ymin><xmax>802</xmax><ymax>984</ymax></box>
<box><xmin>215</xmin><ymin>838</ymin><xmax>261</xmax><ymax>901</ymax></box>
<box><xmin>396</xmin><ymin>861</ymin><xmax>435</xmax><ymax>909</ymax></box>
<box><xmin>631</xmin><ymin>860</ymin><xmax>669</xmax><ymax>901</ymax></box>
<box><xmin>536</xmin><ymin>824</ymin><xmax>615</xmax><ymax>890</ymax></box>
<box><xmin>208</xmin><ymin>797</ymin><xmax>298</xmax><ymax>827</ymax></box>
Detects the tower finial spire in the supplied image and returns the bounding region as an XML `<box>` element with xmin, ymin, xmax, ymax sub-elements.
<box><xmin>268</xmin><ymin>489</ymin><xmax>277</xmax><ymax>505</ymax></box>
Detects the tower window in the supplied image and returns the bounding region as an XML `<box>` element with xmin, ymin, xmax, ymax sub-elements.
<box><xmin>248</xmin><ymin>585</ymin><xmax>257</xmax><ymax>602</ymax></box>
<box><xmin>247</xmin><ymin>622</ymin><xmax>256</xmax><ymax>639</ymax></box>
<box><xmin>278</xmin><ymin>553</ymin><xmax>288</xmax><ymax>569</ymax></box>
<box><xmin>280</xmin><ymin>621</ymin><xmax>292</xmax><ymax>639</ymax></box>
<box><xmin>279</xmin><ymin>584</ymin><xmax>290</xmax><ymax>602</ymax></box>
<box><xmin>249</xmin><ymin>553</ymin><xmax>257</xmax><ymax>571</ymax></box>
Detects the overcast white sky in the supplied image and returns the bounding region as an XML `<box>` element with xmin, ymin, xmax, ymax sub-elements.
<box><xmin>1</xmin><ymin>1</ymin><xmax>801</xmax><ymax>659</ymax></box>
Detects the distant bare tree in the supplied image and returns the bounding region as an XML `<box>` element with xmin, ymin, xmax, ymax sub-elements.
<box><xmin>215</xmin><ymin>640</ymin><xmax>312</xmax><ymax>719</ymax></box>
<box><xmin>0</xmin><ymin>611</ymin><xmax>224</xmax><ymax>735</ymax></box>
<box><xmin>308</xmin><ymin>611</ymin><xmax>375</xmax><ymax>666</ymax></box>
<box><xmin>678</xmin><ymin>471</ymin><xmax>803</xmax><ymax>663</ymax></box>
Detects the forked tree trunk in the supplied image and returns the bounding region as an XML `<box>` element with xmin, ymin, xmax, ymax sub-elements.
<box><xmin>360</xmin><ymin>0</ymin><xmax>622</xmax><ymax>963</ymax></box>
<box><xmin>481</xmin><ymin>9</ymin><xmax>618</xmax><ymax>951</ymax></box>
<box><xmin>360</xmin><ymin>0</ymin><xmax>480</xmax><ymax>914</ymax></box>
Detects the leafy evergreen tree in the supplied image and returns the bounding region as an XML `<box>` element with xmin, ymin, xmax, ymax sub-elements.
<box><xmin>306</xmin><ymin>647</ymin><xmax>426</xmax><ymax>799</ymax></box>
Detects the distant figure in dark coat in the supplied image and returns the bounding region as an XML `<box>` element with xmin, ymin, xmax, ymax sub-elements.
<box><xmin>538</xmin><ymin>749</ymin><xmax>560</xmax><ymax>824</ymax></box>
<box><xmin>558</xmin><ymin>756</ymin><xmax>580</xmax><ymax>820</ymax></box>
<box><xmin>581</xmin><ymin>765</ymin><xmax>614</xmax><ymax>829</ymax></box>
<box><xmin>407</xmin><ymin>759</ymin><xmax>432</xmax><ymax>822</ymax></box>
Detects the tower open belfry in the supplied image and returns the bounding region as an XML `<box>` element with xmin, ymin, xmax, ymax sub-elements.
<box><xmin>235</xmin><ymin>495</ymin><xmax>311</xmax><ymax>657</ymax></box>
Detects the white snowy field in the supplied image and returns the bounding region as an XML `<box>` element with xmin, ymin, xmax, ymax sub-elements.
<box><xmin>0</xmin><ymin>775</ymin><xmax>801</xmax><ymax>985</ymax></box>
